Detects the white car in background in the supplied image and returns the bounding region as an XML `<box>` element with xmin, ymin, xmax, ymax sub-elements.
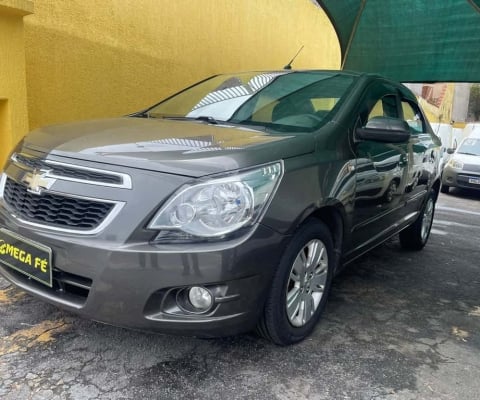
<box><xmin>441</xmin><ymin>132</ymin><xmax>480</xmax><ymax>194</ymax></box>
<box><xmin>463</xmin><ymin>123</ymin><xmax>480</xmax><ymax>138</ymax></box>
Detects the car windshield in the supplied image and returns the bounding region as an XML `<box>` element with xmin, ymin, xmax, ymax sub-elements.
<box><xmin>146</xmin><ymin>71</ymin><xmax>356</xmax><ymax>132</ymax></box>
<box><xmin>457</xmin><ymin>138</ymin><xmax>480</xmax><ymax>156</ymax></box>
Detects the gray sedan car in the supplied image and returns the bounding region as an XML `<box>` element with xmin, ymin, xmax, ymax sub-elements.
<box><xmin>0</xmin><ymin>70</ymin><xmax>441</xmax><ymax>344</ymax></box>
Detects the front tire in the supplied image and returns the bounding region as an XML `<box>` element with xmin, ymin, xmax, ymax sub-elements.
<box><xmin>399</xmin><ymin>191</ymin><xmax>436</xmax><ymax>250</ymax></box>
<box><xmin>440</xmin><ymin>183</ymin><xmax>449</xmax><ymax>194</ymax></box>
<box><xmin>256</xmin><ymin>220</ymin><xmax>334</xmax><ymax>345</ymax></box>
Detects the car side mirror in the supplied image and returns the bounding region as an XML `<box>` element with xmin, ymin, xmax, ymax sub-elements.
<box><xmin>356</xmin><ymin>116</ymin><xmax>411</xmax><ymax>143</ymax></box>
<box><xmin>446</xmin><ymin>148</ymin><xmax>455</xmax><ymax>154</ymax></box>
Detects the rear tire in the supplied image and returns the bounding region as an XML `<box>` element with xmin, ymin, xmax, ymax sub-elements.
<box><xmin>399</xmin><ymin>191</ymin><xmax>436</xmax><ymax>250</ymax></box>
<box><xmin>256</xmin><ymin>220</ymin><xmax>334</xmax><ymax>345</ymax></box>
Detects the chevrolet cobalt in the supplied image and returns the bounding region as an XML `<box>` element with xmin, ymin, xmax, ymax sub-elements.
<box><xmin>0</xmin><ymin>71</ymin><xmax>442</xmax><ymax>345</ymax></box>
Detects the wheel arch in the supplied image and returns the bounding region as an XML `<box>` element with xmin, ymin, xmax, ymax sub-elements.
<box><xmin>303</xmin><ymin>203</ymin><xmax>346</xmax><ymax>274</ymax></box>
<box><xmin>431</xmin><ymin>178</ymin><xmax>441</xmax><ymax>202</ymax></box>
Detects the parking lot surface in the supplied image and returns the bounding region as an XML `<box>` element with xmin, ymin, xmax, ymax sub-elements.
<box><xmin>1</xmin><ymin>190</ymin><xmax>479</xmax><ymax>400</ymax></box>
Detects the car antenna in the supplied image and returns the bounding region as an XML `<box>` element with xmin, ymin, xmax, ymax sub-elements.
<box><xmin>283</xmin><ymin>45</ymin><xmax>304</xmax><ymax>70</ymax></box>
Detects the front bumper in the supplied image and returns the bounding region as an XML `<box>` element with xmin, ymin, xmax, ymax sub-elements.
<box><xmin>0</xmin><ymin>216</ymin><xmax>288</xmax><ymax>337</ymax></box>
<box><xmin>0</xmin><ymin>149</ymin><xmax>288</xmax><ymax>337</ymax></box>
<box><xmin>0</xmin><ymin>149</ymin><xmax>289</xmax><ymax>338</ymax></box>
<box><xmin>442</xmin><ymin>166</ymin><xmax>480</xmax><ymax>191</ymax></box>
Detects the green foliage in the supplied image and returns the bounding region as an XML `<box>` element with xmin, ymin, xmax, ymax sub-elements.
<box><xmin>468</xmin><ymin>84</ymin><xmax>480</xmax><ymax>121</ymax></box>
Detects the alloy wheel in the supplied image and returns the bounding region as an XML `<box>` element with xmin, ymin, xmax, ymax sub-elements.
<box><xmin>421</xmin><ymin>197</ymin><xmax>434</xmax><ymax>241</ymax></box>
<box><xmin>286</xmin><ymin>239</ymin><xmax>329</xmax><ymax>327</ymax></box>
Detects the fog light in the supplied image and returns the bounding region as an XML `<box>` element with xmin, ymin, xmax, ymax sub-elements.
<box><xmin>188</xmin><ymin>286</ymin><xmax>213</xmax><ymax>311</ymax></box>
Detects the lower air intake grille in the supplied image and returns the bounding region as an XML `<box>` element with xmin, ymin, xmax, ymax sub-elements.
<box><xmin>3</xmin><ymin>178</ymin><xmax>114</xmax><ymax>230</ymax></box>
<box><xmin>0</xmin><ymin>265</ymin><xmax>92</xmax><ymax>306</ymax></box>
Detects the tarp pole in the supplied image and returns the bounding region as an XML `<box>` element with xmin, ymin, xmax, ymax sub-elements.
<box><xmin>341</xmin><ymin>0</ymin><xmax>367</xmax><ymax>69</ymax></box>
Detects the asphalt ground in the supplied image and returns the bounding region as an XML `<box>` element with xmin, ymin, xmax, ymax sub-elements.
<box><xmin>1</xmin><ymin>190</ymin><xmax>479</xmax><ymax>400</ymax></box>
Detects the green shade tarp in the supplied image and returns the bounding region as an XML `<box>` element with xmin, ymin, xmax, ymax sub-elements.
<box><xmin>317</xmin><ymin>0</ymin><xmax>480</xmax><ymax>82</ymax></box>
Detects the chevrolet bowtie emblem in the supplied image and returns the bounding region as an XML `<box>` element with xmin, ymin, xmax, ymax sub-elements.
<box><xmin>22</xmin><ymin>169</ymin><xmax>56</xmax><ymax>195</ymax></box>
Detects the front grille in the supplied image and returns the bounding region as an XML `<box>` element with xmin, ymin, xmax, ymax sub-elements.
<box><xmin>3</xmin><ymin>178</ymin><xmax>114</xmax><ymax>230</ymax></box>
<box><xmin>463</xmin><ymin>163</ymin><xmax>480</xmax><ymax>173</ymax></box>
<box><xmin>13</xmin><ymin>153</ymin><xmax>123</xmax><ymax>185</ymax></box>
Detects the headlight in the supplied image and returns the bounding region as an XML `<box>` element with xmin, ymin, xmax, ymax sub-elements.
<box><xmin>448</xmin><ymin>158</ymin><xmax>463</xmax><ymax>170</ymax></box>
<box><xmin>148</xmin><ymin>161</ymin><xmax>283</xmax><ymax>238</ymax></box>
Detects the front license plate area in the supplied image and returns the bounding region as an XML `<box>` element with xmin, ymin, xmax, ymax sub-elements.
<box><xmin>0</xmin><ymin>228</ymin><xmax>52</xmax><ymax>287</ymax></box>
<box><xmin>468</xmin><ymin>178</ymin><xmax>480</xmax><ymax>185</ymax></box>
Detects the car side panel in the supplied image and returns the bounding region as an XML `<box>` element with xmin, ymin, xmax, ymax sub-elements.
<box><xmin>349</xmin><ymin>140</ymin><xmax>408</xmax><ymax>253</ymax></box>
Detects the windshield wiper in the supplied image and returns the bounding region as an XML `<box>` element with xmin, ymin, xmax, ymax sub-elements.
<box><xmin>150</xmin><ymin>114</ymin><xmax>267</xmax><ymax>131</ymax></box>
<box><xmin>195</xmin><ymin>116</ymin><xmax>219</xmax><ymax>124</ymax></box>
<box><xmin>158</xmin><ymin>115</ymin><xmax>220</xmax><ymax>124</ymax></box>
<box><xmin>457</xmin><ymin>151</ymin><xmax>479</xmax><ymax>156</ymax></box>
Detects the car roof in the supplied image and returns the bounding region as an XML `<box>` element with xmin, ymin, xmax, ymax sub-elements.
<box><xmin>226</xmin><ymin>69</ymin><xmax>412</xmax><ymax>93</ymax></box>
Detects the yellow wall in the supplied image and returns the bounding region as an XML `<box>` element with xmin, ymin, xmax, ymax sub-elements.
<box><xmin>0</xmin><ymin>0</ymin><xmax>32</xmax><ymax>168</ymax></box>
<box><xmin>419</xmin><ymin>83</ymin><xmax>455</xmax><ymax>125</ymax></box>
<box><xmin>23</xmin><ymin>0</ymin><xmax>341</xmax><ymax>131</ymax></box>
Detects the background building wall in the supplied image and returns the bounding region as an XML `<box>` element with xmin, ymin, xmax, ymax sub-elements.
<box><xmin>23</xmin><ymin>0</ymin><xmax>341</xmax><ymax>132</ymax></box>
<box><xmin>0</xmin><ymin>0</ymin><xmax>33</xmax><ymax>168</ymax></box>
<box><xmin>452</xmin><ymin>83</ymin><xmax>471</xmax><ymax>123</ymax></box>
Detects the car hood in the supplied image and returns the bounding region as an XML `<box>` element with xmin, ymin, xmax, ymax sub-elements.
<box><xmin>452</xmin><ymin>153</ymin><xmax>480</xmax><ymax>165</ymax></box>
<box><xmin>22</xmin><ymin>117</ymin><xmax>315</xmax><ymax>177</ymax></box>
